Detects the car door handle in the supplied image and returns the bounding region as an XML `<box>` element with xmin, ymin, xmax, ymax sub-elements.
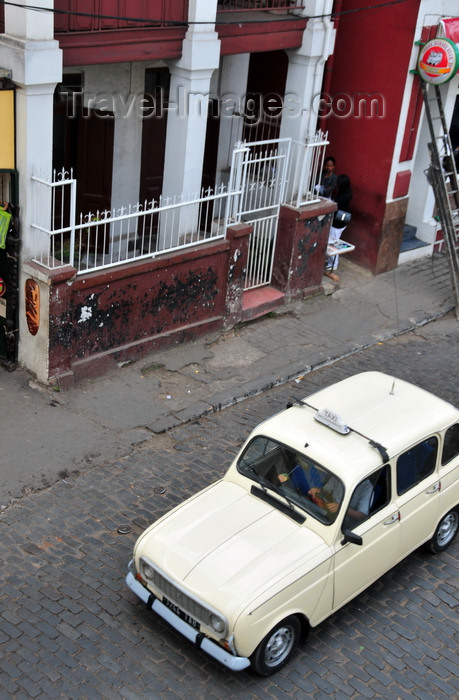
<box><xmin>426</xmin><ymin>483</ymin><xmax>440</xmax><ymax>494</ymax></box>
<box><xmin>384</xmin><ymin>513</ymin><xmax>399</xmax><ymax>525</ymax></box>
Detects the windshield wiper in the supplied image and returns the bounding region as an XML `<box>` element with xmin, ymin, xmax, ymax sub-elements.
<box><xmin>247</xmin><ymin>467</ymin><xmax>302</xmax><ymax>516</ymax></box>
<box><xmin>247</xmin><ymin>466</ymin><xmax>270</xmax><ymax>490</ymax></box>
<box><xmin>250</xmin><ymin>484</ymin><xmax>306</xmax><ymax>524</ymax></box>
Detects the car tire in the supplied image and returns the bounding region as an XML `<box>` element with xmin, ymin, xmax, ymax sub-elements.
<box><xmin>250</xmin><ymin>615</ymin><xmax>301</xmax><ymax>676</ymax></box>
<box><xmin>425</xmin><ymin>507</ymin><xmax>459</xmax><ymax>554</ymax></box>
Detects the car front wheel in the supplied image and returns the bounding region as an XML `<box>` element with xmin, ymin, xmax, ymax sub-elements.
<box><xmin>250</xmin><ymin>615</ymin><xmax>301</xmax><ymax>676</ymax></box>
<box><xmin>426</xmin><ymin>508</ymin><xmax>459</xmax><ymax>553</ymax></box>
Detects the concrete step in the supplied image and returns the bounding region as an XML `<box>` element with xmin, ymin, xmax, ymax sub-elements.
<box><xmin>400</xmin><ymin>237</ymin><xmax>430</xmax><ymax>252</ymax></box>
<box><xmin>241</xmin><ymin>286</ymin><xmax>285</xmax><ymax>322</ymax></box>
<box><xmin>400</xmin><ymin>224</ymin><xmax>429</xmax><ymax>253</ymax></box>
<box><xmin>402</xmin><ymin>224</ymin><xmax>417</xmax><ymax>241</ymax></box>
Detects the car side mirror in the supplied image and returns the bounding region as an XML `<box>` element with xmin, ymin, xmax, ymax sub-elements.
<box><xmin>341</xmin><ymin>530</ymin><xmax>363</xmax><ymax>546</ymax></box>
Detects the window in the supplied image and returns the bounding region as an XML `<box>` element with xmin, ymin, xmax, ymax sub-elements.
<box><xmin>237</xmin><ymin>436</ymin><xmax>344</xmax><ymax>524</ymax></box>
<box><xmin>442</xmin><ymin>424</ymin><xmax>459</xmax><ymax>465</ymax></box>
<box><xmin>396</xmin><ymin>437</ymin><xmax>438</xmax><ymax>495</ymax></box>
<box><xmin>343</xmin><ymin>465</ymin><xmax>391</xmax><ymax>531</ymax></box>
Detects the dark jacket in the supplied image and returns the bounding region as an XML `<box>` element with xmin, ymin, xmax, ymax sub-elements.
<box><xmin>333</xmin><ymin>191</ymin><xmax>352</xmax><ymax>229</ymax></box>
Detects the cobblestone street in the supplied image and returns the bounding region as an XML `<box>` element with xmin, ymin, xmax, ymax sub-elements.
<box><xmin>0</xmin><ymin>323</ymin><xmax>458</xmax><ymax>699</ymax></box>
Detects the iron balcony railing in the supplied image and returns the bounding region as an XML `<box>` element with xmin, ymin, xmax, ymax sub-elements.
<box><xmin>53</xmin><ymin>0</ymin><xmax>188</xmax><ymax>33</ymax></box>
<box><xmin>217</xmin><ymin>1</ymin><xmax>304</xmax><ymax>12</ymax></box>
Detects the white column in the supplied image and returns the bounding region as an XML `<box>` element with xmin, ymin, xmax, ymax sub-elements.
<box><xmin>0</xmin><ymin>0</ymin><xmax>62</xmax><ymax>380</ymax></box>
<box><xmin>280</xmin><ymin>16</ymin><xmax>336</xmax><ymax>143</ymax></box>
<box><xmin>159</xmin><ymin>1</ymin><xmax>220</xmax><ymax>247</ymax></box>
<box><xmin>215</xmin><ymin>53</ymin><xmax>251</xmax><ymax>188</ymax></box>
<box><xmin>163</xmin><ymin>61</ymin><xmax>219</xmax><ymax>198</ymax></box>
<box><xmin>162</xmin><ymin>0</ymin><xmax>220</xmax><ymax>198</ymax></box>
<box><xmin>5</xmin><ymin>0</ymin><xmax>55</xmax><ymax>39</ymax></box>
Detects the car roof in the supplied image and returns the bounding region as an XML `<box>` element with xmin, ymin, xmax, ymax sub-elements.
<box><xmin>251</xmin><ymin>372</ymin><xmax>458</xmax><ymax>483</ymax></box>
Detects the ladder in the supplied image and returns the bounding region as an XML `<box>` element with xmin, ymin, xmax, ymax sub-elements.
<box><xmin>421</xmin><ymin>81</ymin><xmax>459</xmax><ymax>320</ymax></box>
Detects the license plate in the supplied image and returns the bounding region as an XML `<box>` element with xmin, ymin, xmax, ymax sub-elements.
<box><xmin>162</xmin><ymin>597</ymin><xmax>200</xmax><ymax>630</ymax></box>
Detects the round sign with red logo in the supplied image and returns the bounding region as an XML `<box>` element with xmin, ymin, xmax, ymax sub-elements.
<box><xmin>0</xmin><ymin>278</ymin><xmax>5</xmax><ymax>297</ymax></box>
<box><xmin>418</xmin><ymin>38</ymin><xmax>459</xmax><ymax>84</ymax></box>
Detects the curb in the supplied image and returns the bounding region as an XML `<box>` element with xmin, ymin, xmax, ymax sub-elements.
<box><xmin>150</xmin><ymin>305</ymin><xmax>455</xmax><ymax>433</ymax></box>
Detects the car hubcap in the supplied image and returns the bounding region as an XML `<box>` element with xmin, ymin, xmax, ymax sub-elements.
<box><xmin>264</xmin><ymin>625</ymin><xmax>294</xmax><ymax>667</ymax></box>
<box><xmin>437</xmin><ymin>512</ymin><xmax>459</xmax><ymax>547</ymax></box>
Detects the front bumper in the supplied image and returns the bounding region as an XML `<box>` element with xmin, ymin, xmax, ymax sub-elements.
<box><xmin>125</xmin><ymin>562</ymin><xmax>250</xmax><ymax>672</ymax></box>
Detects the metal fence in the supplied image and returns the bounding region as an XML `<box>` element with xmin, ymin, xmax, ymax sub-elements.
<box><xmin>288</xmin><ymin>131</ymin><xmax>329</xmax><ymax>208</ymax></box>
<box><xmin>227</xmin><ymin>131</ymin><xmax>329</xmax><ymax>289</ymax></box>
<box><xmin>31</xmin><ymin>170</ymin><xmax>229</xmax><ymax>274</ymax></box>
<box><xmin>217</xmin><ymin>1</ymin><xmax>304</xmax><ymax>12</ymax></box>
<box><xmin>31</xmin><ymin>131</ymin><xmax>328</xmax><ymax>278</ymax></box>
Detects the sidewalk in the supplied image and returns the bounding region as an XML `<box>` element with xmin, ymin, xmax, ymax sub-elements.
<box><xmin>1</xmin><ymin>253</ymin><xmax>457</xmax><ymax>505</ymax></box>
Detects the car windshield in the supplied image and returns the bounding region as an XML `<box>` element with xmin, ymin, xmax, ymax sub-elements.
<box><xmin>237</xmin><ymin>436</ymin><xmax>344</xmax><ymax>524</ymax></box>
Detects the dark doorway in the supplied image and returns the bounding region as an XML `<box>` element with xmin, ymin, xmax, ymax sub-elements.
<box><xmin>76</xmin><ymin>108</ymin><xmax>114</xmax><ymax>217</ymax></box>
<box><xmin>53</xmin><ymin>74</ymin><xmax>114</xmax><ymax>217</ymax></box>
<box><xmin>242</xmin><ymin>50</ymin><xmax>288</xmax><ymax>143</ymax></box>
<box><xmin>53</xmin><ymin>74</ymin><xmax>114</xmax><ymax>259</ymax></box>
<box><xmin>201</xmin><ymin>98</ymin><xmax>221</xmax><ymax>193</ymax></box>
<box><xmin>139</xmin><ymin>68</ymin><xmax>170</xmax><ymax>206</ymax></box>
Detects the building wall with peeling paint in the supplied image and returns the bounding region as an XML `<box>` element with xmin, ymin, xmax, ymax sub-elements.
<box><xmin>23</xmin><ymin>202</ymin><xmax>333</xmax><ymax>388</ymax></box>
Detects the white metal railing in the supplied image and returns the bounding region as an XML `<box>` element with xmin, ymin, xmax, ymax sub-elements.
<box><xmin>30</xmin><ymin>132</ymin><xmax>328</xmax><ymax>278</ymax></box>
<box><xmin>31</xmin><ymin>170</ymin><xmax>230</xmax><ymax>274</ymax></box>
<box><xmin>227</xmin><ymin>132</ymin><xmax>328</xmax><ymax>290</ymax></box>
<box><xmin>287</xmin><ymin>131</ymin><xmax>329</xmax><ymax>208</ymax></box>
<box><xmin>231</xmin><ymin>138</ymin><xmax>290</xmax><ymax>289</ymax></box>
<box><xmin>217</xmin><ymin>1</ymin><xmax>304</xmax><ymax>12</ymax></box>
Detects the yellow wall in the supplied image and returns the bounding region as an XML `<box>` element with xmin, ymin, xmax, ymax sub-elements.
<box><xmin>0</xmin><ymin>90</ymin><xmax>15</xmax><ymax>169</ymax></box>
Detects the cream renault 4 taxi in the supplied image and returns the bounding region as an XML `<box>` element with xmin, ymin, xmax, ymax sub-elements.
<box><xmin>126</xmin><ymin>372</ymin><xmax>458</xmax><ymax>675</ymax></box>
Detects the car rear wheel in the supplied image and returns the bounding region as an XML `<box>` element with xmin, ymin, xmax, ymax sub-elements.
<box><xmin>426</xmin><ymin>508</ymin><xmax>459</xmax><ymax>553</ymax></box>
<box><xmin>250</xmin><ymin>615</ymin><xmax>301</xmax><ymax>676</ymax></box>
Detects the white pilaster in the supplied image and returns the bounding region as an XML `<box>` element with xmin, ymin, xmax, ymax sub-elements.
<box><xmin>280</xmin><ymin>13</ymin><xmax>336</xmax><ymax>143</ymax></box>
<box><xmin>162</xmin><ymin>0</ymin><xmax>220</xmax><ymax>197</ymax></box>
<box><xmin>215</xmin><ymin>53</ymin><xmax>251</xmax><ymax>186</ymax></box>
<box><xmin>0</xmin><ymin>0</ymin><xmax>62</xmax><ymax>380</ymax></box>
<box><xmin>159</xmin><ymin>1</ymin><xmax>220</xmax><ymax>245</ymax></box>
<box><xmin>5</xmin><ymin>0</ymin><xmax>54</xmax><ymax>40</ymax></box>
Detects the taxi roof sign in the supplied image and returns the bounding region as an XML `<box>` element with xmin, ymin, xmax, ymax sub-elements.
<box><xmin>314</xmin><ymin>408</ymin><xmax>350</xmax><ymax>434</ymax></box>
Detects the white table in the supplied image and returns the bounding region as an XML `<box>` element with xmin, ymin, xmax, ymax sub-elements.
<box><xmin>326</xmin><ymin>239</ymin><xmax>355</xmax><ymax>257</ymax></box>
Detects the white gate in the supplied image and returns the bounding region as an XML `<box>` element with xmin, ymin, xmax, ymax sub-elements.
<box><xmin>228</xmin><ymin>138</ymin><xmax>292</xmax><ymax>290</ymax></box>
<box><xmin>227</xmin><ymin>133</ymin><xmax>329</xmax><ymax>290</ymax></box>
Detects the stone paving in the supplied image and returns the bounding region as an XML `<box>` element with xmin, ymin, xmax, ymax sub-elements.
<box><xmin>0</xmin><ymin>323</ymin><xmax>458</xmax><ymax>699</ymax></box>
<box><xmin>1</xmin><ymin>254</ymin><xmax>456</xmax><ymax>505</ymax></box>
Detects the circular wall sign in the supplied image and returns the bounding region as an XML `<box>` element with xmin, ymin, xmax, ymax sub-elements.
<box><xmin>25</xmin><ymin>278</ymin><xmax>40</xmax><ymax>336</ymax></box>
<box><xmin>0</xmin><ymin>278</ymin><xmax>5</xmax><ymax>297</ymax></box>
<box><xmin>418</xmin><ymin>38</ymin><xmax>459</xmax><ymax>84</ymax></box>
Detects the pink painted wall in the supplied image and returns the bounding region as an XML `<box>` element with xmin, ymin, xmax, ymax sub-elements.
<box><xmin>321</xmin><ymin>0</ymin><xmax>420</xmax><ymax>272</ymax></box>
<box><xmin>35</xmin><ymin>203</ymin><xmax>333</xmax><ymax>387</ymax></box>
<box><xmin>47</xmin><ymin>225</ymin><xmax>251</xmax><ymax>385</ymax></box>
<box><xmin>273</xmin><ymin>200</ymin><xmax>336</xmax><ymax>296</ymax></box>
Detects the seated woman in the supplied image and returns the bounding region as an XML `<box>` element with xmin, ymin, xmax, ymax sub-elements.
<box><xmin>325</xmin><ymin>173</ymin><xmax>353</xmax><ymax>282</ymax></box>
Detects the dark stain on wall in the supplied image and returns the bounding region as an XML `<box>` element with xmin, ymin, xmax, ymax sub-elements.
<box><xmin>146</xmin><ymin>268</ymin><xmax>219</xmax><ymax>323</ymax></box>
<box><xmin>296</xmin><ymin>216</ymin><xmax>328</xmax><ymax>277</ymax></box>
<box><xmin>50</xmin><ymin>267</ymin><xmax>220</xmax><ymax>360</ymax></box>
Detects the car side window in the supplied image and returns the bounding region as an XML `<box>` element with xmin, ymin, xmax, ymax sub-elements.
<box><xmin>442</xmin><ymin>423</ymin><xmax>459</xmax><ymax>465</ymax></box>
<box><xmin>343</xmin><ymin>465</ymin><xmax>390</xmax><ymax>531</ymax></box>
<box><xmin>396</xmin><ymin>437</ymin><xmax>438</xmax><ymax>495</ymax></box>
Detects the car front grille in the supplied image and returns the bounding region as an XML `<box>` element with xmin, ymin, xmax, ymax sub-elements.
<box><xmin>140</xmin><ymin>557</ymin><xmax>224</xmax><ymax>631</ymax></box>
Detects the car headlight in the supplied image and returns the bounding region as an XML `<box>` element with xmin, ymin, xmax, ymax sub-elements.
<box><xmin>141</xmin><ymin>561</ymin><xmax>155</xmax><ymax>581</ymax></box>
<box><xmin>209</xmin><ymin>614</ymin><xmax>226</xmax><ymax>634</ymax></box>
